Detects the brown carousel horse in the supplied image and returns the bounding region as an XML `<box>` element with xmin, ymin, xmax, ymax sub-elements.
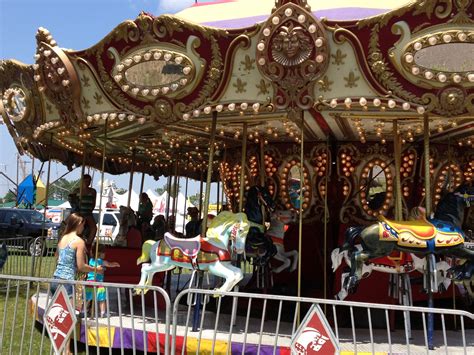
<box><xmin>343</xmin><ymin>183</ymin><xmax>474</xmax><ymax>291</ymax></box>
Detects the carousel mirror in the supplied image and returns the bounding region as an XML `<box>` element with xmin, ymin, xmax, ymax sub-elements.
<box><xmin>125</xmin><ymin>61</ymin><xmax>184</xmax><ymax>87</ymax></box>
<box><xmin>434</xmin><ymin>163</ymin><xmax>462</xmax><ymax>205</ymax></box>
<box><xmin>288</xmin><ymin>165</ymin><xmax>303</xmax><ymax>209</ymax></box>
<box><xmin>281</xmin><ymin>159</ymin><xmax>312</xmax><ymax>211</ymax></box>
<box><xmin>360</xmin><ymin>160</ymin><xmax>392</xmax><ymax>216</ymax></box>
<box><xmin>366</xmin><ymin>165</ymin><xmax>387</xmax><ymax>211</ymax></box>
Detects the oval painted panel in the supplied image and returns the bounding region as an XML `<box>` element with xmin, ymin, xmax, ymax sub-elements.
<box><xmin>125</xmin><ymin>61</ymin><xmax>184</xmax><ymax>87</ymax></box>
<box><xmin>414</xmin><ymin>43</ymin><xmax>474</xmax><ymax>72</ymax></box>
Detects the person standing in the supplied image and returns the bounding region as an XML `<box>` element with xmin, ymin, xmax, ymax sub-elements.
<box><xmin>137</xmin><ymin>192</ymin><xmax>153</xmax><ymax>239</ymax></box>
<box><xmin>70</xmin><ymin>174</ymin><xmax>97</xmax><ymax>246</ymax></box>
<box><xmin>85</xmin><ymin>244</ymin><xmax>120</xmax><ymax>318</ymax></box>
<box><xmin>185</xmin><ymin>207</ymin><xmax>201</xmax><ymax>238</ymax></box>
<box><xmin>50</xmin><ymin>213</ymin><xmax>104</xmax><ymax>355</ymax></box>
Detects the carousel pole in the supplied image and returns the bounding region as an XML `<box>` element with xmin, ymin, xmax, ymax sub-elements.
<box><xmin>297</xmin><ymin>111</ymin><xmax>304</xmax><ymax>322</ymax></box>
<box><xmin>423</xmin><ymin>113</ymin><xmax>434</xmax><ymax>350</ymax></box>
<box><xmin>173</xmin><ymin>161</ymin><xmax>179</xmax><ymax>225</ymax></box>
<box><xmin>165</xmin><ymin>174</ymin><xmax>172</xmax><ymax>222</ymax></box>
<box><xmin>222</xmin><ymin>148</ymin><xmax>227</xmax><ymax>210</ymax></box>
<box><xmin>94</xmin><ymin>119</ymin><xmax>108</xmax><ymax>266</ymax></box>
<box><xmin>199</xmin><ymin>171</ymin><xmax>204</xmax><ymax>218</ymax></box>
<box><xmin>193</xmin><ymin>110</ymin><xmax>217</xmax><ymax>333</ymax></box>
<box><xmin>127</xmin><ymin>149</ymin><xmax>136</xmax><ymax>208</ymax></box>
<box><xmin>216</xmin><ymin>178</ymin><xmax>220</xmax><ymax>213</ymax></box>
<box><xmin>259</xmin><ymin>139</ymin><xmax>266</xmax><ymax>222</ymax></box>
<box><xmin>182</xmin><ymin>175</ymin><xmax>189</xmax><ymax>234</ymax></box>
<box><xmin>323</xmin><ymin>137</ymin><xmax>329</xmax><ymax>310</ymax></box>
<box><xmin>393</xmin><ymin>120</ymin><xmax>403</xmax><ymax>220</ymax></box>
<box><xmin>139</xmin><ymin>172</ymin><xmax>145</xmax><ymax>195</ymax></box>
<box><xmin>239</xmin><ymin>123</ymin><xmax>248</xmax><ymax>212</ymax></box>
<box><xmin>35</xmin><ymin>134</ymin><xmax>54</xmax><ymax>277</ymax></box>
<box><xmin>201</xmin><ymin>111</ymin><xmax>217</xmax><ymax>236</ymax></box>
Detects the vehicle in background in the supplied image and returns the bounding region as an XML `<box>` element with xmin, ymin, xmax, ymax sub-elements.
<box><xmin>62</xmin><ymin>208</ymin><xmax>121</xmax><ymax>245</ymax></box>
<box><xmin>0</xmin><ymin>208</ymin><xmax>60</xmax><ymax>256</ymax></box>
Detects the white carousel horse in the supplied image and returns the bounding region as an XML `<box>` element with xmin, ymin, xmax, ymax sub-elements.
<box><xmin>136</xmin><ymin>211</ymin><xmax>250</xmax><ymax>294</ymax></box>
<box><xmin>265</xmin><ymin>209</ymin><xmax>298</xmax><ymax>273</ymax></box>
<box><xmin>114</xmin><ymin>205</ymin><xmax>137</xmax><ymax>246</ymax></box>
<box><xmin>331</xmin><ymin>246</ymin><xmax>451</xmax><ymax>300</ymax></box>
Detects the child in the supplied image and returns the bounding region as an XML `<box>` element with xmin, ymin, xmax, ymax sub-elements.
<box><xmin>85</xmin><ymin>244</ymin><xmax>120</xmax><ymax>317</ymax></box>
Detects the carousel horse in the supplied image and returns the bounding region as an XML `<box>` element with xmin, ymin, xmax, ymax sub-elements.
<box><xmin>265</xmin><ymin>209</ymin><xmax>298</xmax><ymax>273</ymax></box>
<box><xmin>136</xmin><ymin>211</ymin><xmax>250</xmax><ymax>294</ymax></box>
<box><xmin>244</xmin><ymin>185</ymin><xmax>277</xmax><ymax>266</ymax></box>
<box><xmin>342</xmin><ymin>183</ymin><xmax>474</xmax><ymax>292</ymax></box>
<box><xmin>331</xmin><ymin>246</ymin><xmax>451</xmax><ymax>300</ymax></box>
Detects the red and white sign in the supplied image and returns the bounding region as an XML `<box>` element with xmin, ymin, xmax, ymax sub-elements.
<box><xmin>44</xmin><ymin>286</ymin><xmax>77</xmax><ymax>354</ymax></box>
<box><xmin>291</xmin><ymin>304</ymin><xmax>339</xmax><ymax>355</ymax></box>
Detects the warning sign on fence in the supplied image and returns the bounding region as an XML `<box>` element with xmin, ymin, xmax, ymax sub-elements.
<box><xmin>44</xmin><ymin>286</ymin><xmax>77</xmax><ymax>354</ymax></box>
<box><xmin>291</xmin><ymin>304</ymin><xmax>339</xmax><ymax>355</ymax></box>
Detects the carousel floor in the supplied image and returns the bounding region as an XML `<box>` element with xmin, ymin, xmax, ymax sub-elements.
<box><xmin>30</xmin><ymin>289</ymin><xmax>473</xmax><ymax>354</ymax></box>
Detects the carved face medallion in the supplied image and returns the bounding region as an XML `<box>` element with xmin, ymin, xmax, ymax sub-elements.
<box><xmin>271</xmin><ymin>24</ymin><xmax>312</xmax><ymax>66</ymax></box>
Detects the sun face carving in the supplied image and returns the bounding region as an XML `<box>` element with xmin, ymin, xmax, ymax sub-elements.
<box><xmin>271</xmin><ymin>23</ymin><xmax>312</xmax><ymax>66</ymax></box>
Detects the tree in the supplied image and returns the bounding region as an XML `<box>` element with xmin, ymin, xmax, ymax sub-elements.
<box><xmin>155</xmin><ymin>182</ymin><xmax>180</xmax><ymax>198</ymax></box>
<box><xmin>116</xmin><ymin>187</ymin><xmax>127</xmax><ymax>194</ymax></box>
<box><xmin>2</xmin><ymin>190</ymin><xmax>16</xmax><ymax>203</ymax></box>
<box><xmin>48</xmin><ymin>178</ymin><xmax>80</xmax><ymax>200</ymax></box>
<box><xmin>188</xmin><ymin>193</ymin><xmax>203</xmax><ymax>208</ymax></box>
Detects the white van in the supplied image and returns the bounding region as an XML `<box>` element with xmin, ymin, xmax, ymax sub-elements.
<box><xmin>92</xmin><ymin>210</ymin><xmax>121</xmax><ymax>245</ymax></box>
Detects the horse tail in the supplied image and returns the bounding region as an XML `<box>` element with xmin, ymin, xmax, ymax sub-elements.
<box><xmin>331</xmin><ymin>248</ymin><xmax>344</xmax><ymax>272</ymax></box>
<box><xmin>341</xmin><ymin>226</ymin><xmax>364</xmax><ymax>252</ymax></box>
<box><xmin>137</xmin><ymin>240</ymin><xmax>155</xmax><ymax>265</ymax></box>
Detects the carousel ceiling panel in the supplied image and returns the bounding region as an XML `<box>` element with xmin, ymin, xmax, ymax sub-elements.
<box><xmin>336</xmin><ymin>0</ymin><xmax>474</xmax><ymax>117</ymax></box>
<box><xmin>176</xmin><ymin>0</ymin><xmax>411</xmax><ymax>28</ymax></box>
<box><xmin>219</xmin><ymin>38</ymin><xmax>274</xmax><ymax>103</ymax></box>
<box><xmin>313</xmin><ymin>38</ymin><xmax>378</xmax><ymax>101</ymax></box>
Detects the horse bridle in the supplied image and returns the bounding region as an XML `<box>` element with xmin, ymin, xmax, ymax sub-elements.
<box><xmin>454</xmin><ymin>192</ymin><xmax>474</xmax><ymax>207</ymax></box>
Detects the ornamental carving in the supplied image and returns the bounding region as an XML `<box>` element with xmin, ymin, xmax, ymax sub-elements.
<box><xmin>271</xmin><ymin>23</ymin><xmax>312</xmax><ymax>66</ymax></box>
<box><xmin>256</xmin><ymin>3</ymin><xmax>329</xmax><ymax>110</ymax></box>
<box><xmin>438</xmin><ymin>86</ymin><xmax>466</xmax><ymax>116</ymax></box>
<box><xmin>33</xmin><ymin>39</ymin><xmax>82</xmax><ymax>126</ymax></box>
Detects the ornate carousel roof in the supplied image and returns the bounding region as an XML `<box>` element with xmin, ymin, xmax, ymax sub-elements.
<box><xmin>0</xmin><ymin>0</ymin><xmax>473</xmax><ymax>178</ymax></box>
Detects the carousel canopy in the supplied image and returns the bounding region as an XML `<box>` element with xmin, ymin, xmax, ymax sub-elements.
<box><xmin>0</xmin><ymin>0</ymin><xmax>473</xmax><ymax>178</ymax></box>
<box><xmin>176</xmin><ymin>0</ymin><xmax>410</xmax><ymax>27</ymax></box>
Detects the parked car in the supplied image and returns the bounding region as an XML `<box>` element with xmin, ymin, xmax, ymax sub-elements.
<box><xmin>0</xmin><ymin>208</ymin><xmax>60</xmax><ymax>256</ymax></box>
<box><xmin>62</xmin><ymin>208</ymin><xmax>121</xmax><ymax>245</ymax></box>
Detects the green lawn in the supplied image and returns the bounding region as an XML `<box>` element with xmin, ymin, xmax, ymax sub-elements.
<box><xmin>0</xmin><ymin>254</ymin><xmax>56</xmax><ymax>279</ymax></box>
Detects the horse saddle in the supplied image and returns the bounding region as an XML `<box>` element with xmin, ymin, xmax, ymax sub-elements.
<box><xmin>164</xmin><ymin>233</ymin><xmax>201</xmax><ymax>267</ymax></box>
<box><xmin>378</xmin><ymin>216</ymin><xmax>464</xmax><ymax>249</ymax></box>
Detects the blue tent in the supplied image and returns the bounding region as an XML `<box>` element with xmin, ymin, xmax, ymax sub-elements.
<box><xmin>17</xmin><ymin>174</ymin><xmax>35</xmax><ymax>206</ymax></box>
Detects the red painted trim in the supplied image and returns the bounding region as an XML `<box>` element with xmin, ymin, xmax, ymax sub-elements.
<box><xmin>308</xmin><ymin>107</ymin><xmax>334</xmax><ymax>137</ymax></box>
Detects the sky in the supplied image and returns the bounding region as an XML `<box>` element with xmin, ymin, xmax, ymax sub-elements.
<box><xmin>0</xmin><ymin>0</ymin><xmax>222</xmax><ymax>201</ymax></box>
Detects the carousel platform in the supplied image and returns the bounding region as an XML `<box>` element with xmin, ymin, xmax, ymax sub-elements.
<box><xmin>29</xmin><ymin>290</ymin><xmax>473</xmax><ymax>354</ymax></box>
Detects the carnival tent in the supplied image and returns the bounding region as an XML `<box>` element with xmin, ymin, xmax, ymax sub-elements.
<box><xmin>17</xmin><ymin>174</ymin><xmax>47</xmax><ymax>207</ymax></box>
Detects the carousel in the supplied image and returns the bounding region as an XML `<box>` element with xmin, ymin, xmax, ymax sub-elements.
<box><xmin>1</xmin><ymin>0</ymin><xmax>474</xmax><ymax>351</ymax></box>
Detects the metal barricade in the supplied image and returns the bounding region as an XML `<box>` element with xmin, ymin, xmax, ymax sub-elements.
<box><xmin>173</xmin><ymin>288</ymin><xmax>474</xmax><ymax>355</ymax></box>
<box><xmin>0</xmin><ymin>274</ymin><xmax>171</xmax><ymax>354</ymax></box>
<box><xmin>0</xmin><ymin>236</ymin><xmax>57</xmax><ymax>280</ymax></box>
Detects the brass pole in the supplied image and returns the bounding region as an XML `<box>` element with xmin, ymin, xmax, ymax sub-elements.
<box><xmin>259</xmin><ymin>139</ymin><xmax>266</xmax><ymax>222</ymax></box>
<box><xmin>199</xmin><ymin>171</ymin><xmax>204</xmax><ymax>219</ymax></box>
<box><xmin>297</xmin><ymin>111</ymin><xmax>304</xmax><ymax>307</ymax></box>
<box><xmin>323</xmin><ymin>138</ymin><xmax>329</xmax><ymax>308</ymax></box>
<box><xmin>165</xmin><ymin>175</ymin><xmax>172</xmax><ymax>221</ymax></box>
<box><xmin>239</xmin><ymin>123</ymin><xmax>248</xmax><ymax>212</ymax></box>
<box><xmin>173</xmin><ymin>161</ymin><xmax>179</xmax><ymax>221</ymax></box>
<box><xmin>127</xmin><ymin>149</ymin><xmax>136</xmax><ymax>208</ymax></box>
<box><xmin>35</xmin><ymin>134</ymin><xmax>53</xmax><ymax>277</ymax></box>
<box><xmin>139</xmin><ymin>172</ymin><xmax>145</xmax><ymax>195</ymax></box>
<box><xmin>393</xmin><ymin>120</ymin><xmax>403</xmax><ymax>220</ymax></box>
<box><xmin>222</xmin><ymin>149</ymin><xmax>227</xmax><ymax>210</ymax></box>
<box><xmin>201</xmin><ymin>111</ymin><xmax>218</xmax><ymax>237</ymax></box>
<box><xmin>94</xmin><ymin>118</ymin><xmax>108</xmax><ymax>275</ymax></box>
<box><xmin>183</xmin><ymin>175</ymin><xmax>189</xmax><ymax>234</ymax></box>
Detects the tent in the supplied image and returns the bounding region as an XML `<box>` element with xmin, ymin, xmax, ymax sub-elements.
<box><xmin>17</xmin><ymin>174</ymin><xmax>47</xmax><ymax>207</ymax></box>
<box><xmin>153</xmin><ymin>191</ymin><xmax>195</xmax><ymax>216</ymax></box>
